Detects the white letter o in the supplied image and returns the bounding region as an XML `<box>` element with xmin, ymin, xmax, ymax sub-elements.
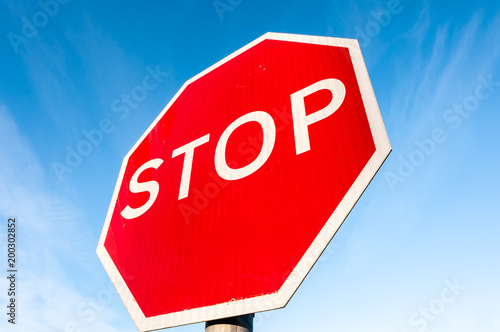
<box><xmin>215</xmin><ymin>111</ymin><xmax>276</xmax><ymax>181</ymax></box>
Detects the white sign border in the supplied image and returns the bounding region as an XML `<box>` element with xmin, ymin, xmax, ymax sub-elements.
<box><xmin>96</xmin><ymin>32</ymin><xmax>391</xmax><ymax>331</ymax></box>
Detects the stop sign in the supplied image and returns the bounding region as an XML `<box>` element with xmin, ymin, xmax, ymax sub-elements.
<box><xmin>97</xmin><ymin>32</ymin><xmax>390</xmax><ymax>331</ymax></box>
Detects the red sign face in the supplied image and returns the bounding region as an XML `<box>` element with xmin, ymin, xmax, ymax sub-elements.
<box><xmin>97</xmin><ymin>32</ymin><xmax>390</xmax><ymax>331</ymax></box>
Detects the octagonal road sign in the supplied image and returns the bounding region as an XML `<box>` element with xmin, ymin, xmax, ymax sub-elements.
<box><xmin>97</xmin><ymin>32</ymin><xmax>391</xmax><ymax>331</ymax></box>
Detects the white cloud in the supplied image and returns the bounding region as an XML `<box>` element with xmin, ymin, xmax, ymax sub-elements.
<box><xmin>0</xmin><ymin>102</ymin><xmax>133</xmax><ymax>332</ymax></box>
<box><xmin>392</xmin><ymin>10</ymin><xmax>500</xmax><ymax>140</ymax></box>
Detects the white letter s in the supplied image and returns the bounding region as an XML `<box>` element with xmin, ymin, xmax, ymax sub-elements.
<box><xmin>121</xmin><ymin>158</ymin><xmax>163</xmax><ymax>219</ymax></box>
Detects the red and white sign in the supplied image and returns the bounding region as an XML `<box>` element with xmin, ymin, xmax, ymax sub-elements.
<box><xmin>97</xmin><ymin>32</ymin><xmax>390</xmax><ymax>331</ymax></box>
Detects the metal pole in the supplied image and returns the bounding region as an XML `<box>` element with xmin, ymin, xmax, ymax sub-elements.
<box><xmin>205</xmin><ymin>314</ymin><xmax>254</xmax><ymax>332</ymax></box>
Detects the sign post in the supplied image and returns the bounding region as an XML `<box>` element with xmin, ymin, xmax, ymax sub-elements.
<box><xmin>206</xmin><ymin>314</ymin><xmax>253</xmax><ymax>332</ymax></box>
<box><xmin>97</xmin><ymin>32</ymin><xmax>390</xmax><ymax>332</ymax></box>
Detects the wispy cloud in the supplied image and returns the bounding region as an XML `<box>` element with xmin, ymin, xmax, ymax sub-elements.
<box><xmin>14</xmin><ymin>8</ymin><xmax>155</xmax><ymax>154</ymax></box>
<box><xmin>19</xmin><ymin>39</ymin><xmax>87</xmax><ymax>142</ymax></box>
<box><xmin>0</xmin><ymin>102</ymin><xmax>133</xmax><ymax>331</ymax></box>
<box><xmin>391</xmin><ymin>9</ymin><xmax>500</xmax><ymax>141</ymax></box>
<box><xmin>343</xmin><ymin>8</ymin><xmax>500</xmax><ymax>274</ymax></box>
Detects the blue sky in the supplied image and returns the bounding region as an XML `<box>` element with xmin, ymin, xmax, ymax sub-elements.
<box><xmin>1</xmin><ymin>0</ymin><xmax>499</xmax><ymax>331</ymax></box>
